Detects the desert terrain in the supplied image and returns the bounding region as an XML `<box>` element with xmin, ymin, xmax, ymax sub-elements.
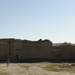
<box><xmin>0</xmin><ymin>62</ymin><xmax>75</xmax><ymax>75</ymax></box>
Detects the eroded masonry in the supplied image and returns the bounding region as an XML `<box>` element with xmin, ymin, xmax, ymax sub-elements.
<box><xmin>0</xmin><ymin>38</ymin><xmax>75</xmax><ymax>61</ymax></box>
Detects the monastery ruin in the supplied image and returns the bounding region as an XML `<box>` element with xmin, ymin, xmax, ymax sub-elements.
<box><xmin>0</xmin><ymin>38</ymin><xmax>75</xmax><ymax>62</ymax></box>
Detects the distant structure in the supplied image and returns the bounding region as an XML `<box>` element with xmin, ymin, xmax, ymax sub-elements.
<box><xmin>0</xmin><ymin>38</ymin><xmax>52</xmax><ymax>61</ymax></box>
<box><xmin>0</xmin><ymin>38</ymin><xmax>75</xmax><ymax>62</ymax></box>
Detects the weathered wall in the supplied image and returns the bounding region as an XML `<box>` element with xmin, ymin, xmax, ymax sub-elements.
<box><xmin>0</xmin><ymin>39</ymin><xmax>52</xmax><ymax>61</ymax></box>
<box><xmin>10</xmin><ymin>39</ymin><xmax>23</xmax><ymax>60</ymax></box>
<box><xmin>0</xmin><ymin>39</ymin><xmax>12</xmax><ymax>60</ymax></box>
<box><xmin>0</xmin><ymin>38</ymin><xmax>75</xmax><ymax>62</ymax></box>
<box><xmin>0</xmin><ymin>44</ymin><xmax>8</xmax><ymax>60</ymax></box>
<box><xmin>51</xmin><ymin>44</ymin><xmax>75</xmax><ymax>60</ymax></box>
<box><xmin>13</xmin><ymin>39</ymin><xmax>52</xmax><ymax>60</ymax></box>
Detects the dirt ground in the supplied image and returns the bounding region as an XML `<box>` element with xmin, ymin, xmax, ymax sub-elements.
<box><xmin>0</xmin><ymin>62</ymin><xmax>75</xmax><ymax>75</ymax></box>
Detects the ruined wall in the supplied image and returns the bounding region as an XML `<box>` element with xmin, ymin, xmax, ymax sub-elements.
<box><xmin>0</xmin><ymin>38</ymin><xmax>75</xmax><ymax>61</ymax></box>
<box><xmin>0</xmin><ymin>39</ymin><xmax>12</xmax><ymax>60</ymax></box>
<box><xmin>13</xmin><ymin>39</ymin><xmax>52</xmax><ymax>60</ymax></box>
<box><xmin>0</xmin><ymin>39</ymin><xmax>52</xmax><ymax>60</ymax></box>
<box><xmin>10</xmin><ymin>39</ymin><xmax>23</xmax><ymax>60</ymax></box>
<box><xmin>0</xmin><ymin>44</ymin><xmax>8</xmax><ymax>60</ymax></box>
<box><xmin>52</xmin><ymin>44</ymin><xmax>75</xmax><ymax>60</ymax></box>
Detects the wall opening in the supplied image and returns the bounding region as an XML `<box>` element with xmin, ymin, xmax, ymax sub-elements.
<box><xmin>16</xmin><ymin>55</ymin><xmax>19</xmax><ymax>60</ymax></box>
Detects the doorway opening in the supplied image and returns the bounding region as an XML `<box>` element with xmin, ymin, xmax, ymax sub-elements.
<box><xmin>16</xmin><ymin>55</ymin><xmax>19</xmax><ymax>60</ymax></box>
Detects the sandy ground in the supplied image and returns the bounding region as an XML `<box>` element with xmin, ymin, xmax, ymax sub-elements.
<box><xmin>0</xmin><ymin>62</ymin><xmax>75</xmax><ymax>75</ymax></box>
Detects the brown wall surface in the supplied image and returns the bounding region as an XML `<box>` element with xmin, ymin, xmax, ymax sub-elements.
<box><xmin>0</xmin><ymin>39</ymin><xmax>52</xmax><ymax>61</ymax></box>
<box><xmin>0</xmin><ymin>38</ymin><xmax>75</xmax><ymax>61</ymax></box>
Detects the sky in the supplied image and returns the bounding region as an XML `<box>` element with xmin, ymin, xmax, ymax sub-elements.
<box><xmin>0</xmin><ymin>0</ymin><xmax>75</xmax><ymax>43</ymax></box>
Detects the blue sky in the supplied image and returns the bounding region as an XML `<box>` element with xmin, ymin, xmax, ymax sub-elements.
<box><xmin>0</xmin><ymin>0</ymin><xmax>75</xmax><ymax>43</ymax></box>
